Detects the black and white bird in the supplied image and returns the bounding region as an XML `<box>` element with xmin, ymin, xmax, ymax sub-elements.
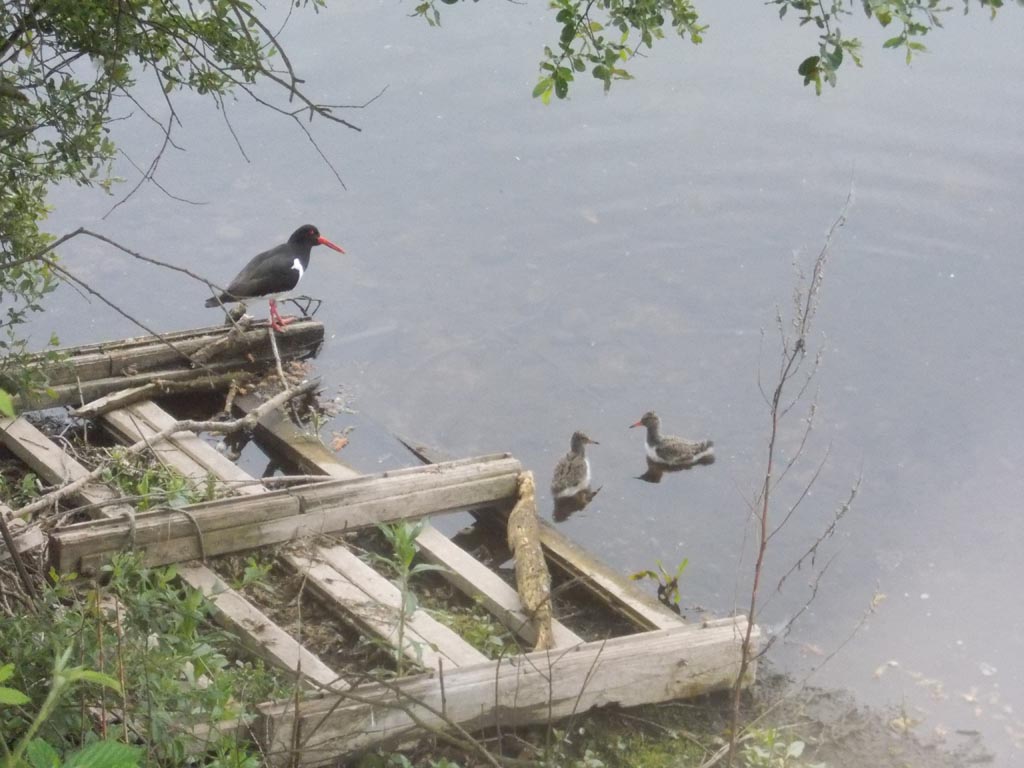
<box><xmin>630</xmin><ymin>411</ymin><xmax>714</xmax><ymax>467</ymax></box>
<box><xmin>205</xmin><ymin>224</ymin><xmax>345</xmax><ymax>331</ymax></box>
<box><xmin>550</xmin><ymin>431</ymin><xmax>599</xmax><ymax>499</ymax></box>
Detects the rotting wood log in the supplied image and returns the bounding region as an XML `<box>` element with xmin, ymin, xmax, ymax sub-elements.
<box><xmin>396</xmin><ymin>437</ymin><xmax>685</xmax><ymax>632</ymax></box>
<box><xmin>50</xmin><ymin>455</ymin><xmax>521</xmax><ymax>575</ymax></box>
<box><xmin>506</xmin><ymin>472</ymin><xmax>554</xmax><ymax>652</ymax></box>
<box><xmin>282</xmin><ymin>545</ymin><xmax>488</xmax><ymax>670</ymax></box>
<box><xmin>12</xmin><ymin>321</ymin><xmax>323</xmax><ymax>410</ymax></box>
<box><xmin>256</xmin><ymin>618</ymin><xmax>760</xmax><ymax>766</ymax></box>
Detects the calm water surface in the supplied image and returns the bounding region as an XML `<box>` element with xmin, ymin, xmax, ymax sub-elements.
<box><xmin>35</xmin><ymin>2</ymin><xmax>1024</xmax><ymax>763</ymax></box>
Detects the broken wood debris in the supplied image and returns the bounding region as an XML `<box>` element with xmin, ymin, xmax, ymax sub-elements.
<box><xmin>506</xmin><ymin>471</ymin><xmax>554</xmax><ymax>651</ymax></box>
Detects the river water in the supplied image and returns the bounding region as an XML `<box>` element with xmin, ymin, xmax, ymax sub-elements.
<box><xmin>34</xmin><ymin>2</ymin><xmax>1024</xmax><ymax>764</ymax></box>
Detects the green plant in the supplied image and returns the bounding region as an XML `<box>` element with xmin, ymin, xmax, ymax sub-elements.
<box><xmin>98</xmin><ymin>448</ymin><xmax>217</xmax><ymax>510</ymax></box>
<box><xmin>739</xmin><ymin>728</ymin><xmax>826</xmax><ymax>768</ymax></box>
<box><xmin>425</xmin><ymin>599</ymin><xmax>518</xmax><ymax>659</ymax></box>
<box><xmin>631</xmin><ymin>558</ymin><xmax>689</xmax><ymax>614</ymax></box>
<box><xmin>0</xmin><ymin>471</ymin><xmax>40</xmax><ymax>509</ymax></box>
<box><xmin>0</xmin><ymin>553</ymin><xmax>287</xmax><ymax>766</ymax></box>
<box><xmin>0</xmin><ymin>654</ymin><xmax>139</xmax><ymax>768</ymax></box>
<box><xmin>370</xmin><ymin>522</ymin><xmax>449</xmax><ymax>677</ymax></box>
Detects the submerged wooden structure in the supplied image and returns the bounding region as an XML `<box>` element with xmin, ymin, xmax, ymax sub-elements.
<box><xmin>1</xmin><ymin>321</ymin><xmax>758</xmax><ymax>766</ymax></box>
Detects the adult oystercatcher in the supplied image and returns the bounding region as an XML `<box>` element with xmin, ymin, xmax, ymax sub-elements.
<box><xmin>205</xmin><ymin>224</ymin><xmax>345</xmax><ymax>331</ymax></box>
<box><xmin>630</xmin><ymin>411</ymin><xmax>714</xmax><ymax>467</ymax></box>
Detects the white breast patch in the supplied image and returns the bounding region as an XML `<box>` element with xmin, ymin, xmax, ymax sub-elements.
<box><xmin>291</xmin><ymin>258</ymin><xmax>304</xmax><ymax>279</ymax></box>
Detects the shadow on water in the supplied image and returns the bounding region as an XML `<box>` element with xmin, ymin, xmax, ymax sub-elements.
<box><xmin>552</xmin><ymin>485</ymin><xmax>602</xmax><ymax>523</ymax></box>
<box><xmin>635</xmin><ymin>454</ymin><xmax>716</xmax><ymax>484</ymax></box>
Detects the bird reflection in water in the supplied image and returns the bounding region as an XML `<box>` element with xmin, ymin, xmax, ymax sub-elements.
<box><xmin>553</xmin><ymin>486</ymin><xmax>602</xmax><ymax>522</ymax></box>
<box><xmin>636</xmin><ymin>453</ymin><xmax>715</xmax><ymax>484</ymax></box>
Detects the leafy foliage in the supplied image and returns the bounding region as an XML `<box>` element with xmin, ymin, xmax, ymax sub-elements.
<box><xmin>0</xmin><ymin>554</ymin><xmax>286</xmax><ymax>765</ymax></box>
<box><xmin>414</xmin><ymin>0</ymin><xmax>1015</xmax><ymax>98</ymax></box>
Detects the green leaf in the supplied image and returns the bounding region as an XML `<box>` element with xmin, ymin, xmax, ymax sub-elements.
<box><xmin>66</xmin><ymin>668</ymin><xmax>123</xmax><ymax>693</ymax></box>
<box><xmin>25</xmin><ymin>739</ymin><xmax>60</xmax><ymax>768</ymax></box>
<box><xmin>883</xmin><ymin>36</ymin><xmax>904</xmax><ymax>49</ymax></box>
<box><xmin>797</xmin><ymin>56</ymin><xmax>820</xmax><ymax>77</ymax></box>
<box><xmin>0</xmin><ymin>388</ymin><xmax>14</xmax><ymax>418</ymax></box>
<box><xmin>532</xmin><ymin>77</ymin><xmax>553</xmax><ymax>98</ymax></box>
<box><xmin>64</xmin><ymin>740</ymin><xmax>142</xmax><ymax>768</ymax></box>
<box><xmin>0</xmin><ymin>685</ymin><xmax>30</xmax><ymax>706</ymax></box>
<box><xmin>0</xmin><ymin>662</ymin><xmax>14</xmax><ymax>683</ymax></box>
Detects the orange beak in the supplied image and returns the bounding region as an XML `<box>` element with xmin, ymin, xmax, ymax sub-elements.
<box><xmin>629</xmin><ymin>420</ymin><xmax>643</xmax><ymax>428</ymax></box>
<box><xmin>317</xmin><ymin>236</ymin><xmax>345</xmax><ymax>254</ymax></box>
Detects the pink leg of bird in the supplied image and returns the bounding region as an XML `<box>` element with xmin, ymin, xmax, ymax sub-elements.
<box><xmin>268</xmin><ymin>299</ymin><xmax>294</xmax><ymax>332</ymax></box>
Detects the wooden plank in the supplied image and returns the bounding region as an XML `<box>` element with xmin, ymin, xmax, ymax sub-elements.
<box><xmin>28</xmin><ymin>321</ymin><xmax>324</xmax><ymax>386</ymax></box>
<box><xmin>397</xmin><ymin>436</ymin><xmax>684</xmax><ymax>632</ymax></box>
<box><xmin>232</xmin><ymin>393</ymin><xmax>361</xmax><ymax>481</ymax></box>
<box><xmin>91</xmin><ymin>400</ymin><xmax>344</xmax><ymax>693</ymax></box>
<box><xmin>0</xmin><ymin>416</ymin><xmax>134</xmax><ymax>520</ymax></box>
<box><xmin>257</xmin><ymin>618</ymin><xmax>758</xmax><ymax>766</ymax></box>
<box><xmin>123</xmin><ymin>402</ymin><xmax>485</xmax><ymax>671</ymax></box>
<box><xmin>51</xmin><ymin>455</ymin><xmax>522</xmax><ymax>574</ymax></box>
<box><xmin>101</xmin><ymin>408</ymin><xmax>216</xmax><ymax>485</ymax></box>
<box><xmin>107</xmin><ymin>401</ymin><xmax>259</xmax><ymax>494</ymax></box>
<box><xmin>283</xmin><ymin>545</ymin><xmax>487</xmax><ymax>670</ymax></box>
<box><xmin>177</xmin><ymin>564</ymin><xmax>345</xmax><ymax>692</ymax></box>
<box><xmin>415</xmin><ymin>524</ymin><xmax>583</xmax><ymax>649</ymax></box>
<box><xmin>229</xmin><ymin>402</ymin><xmax>581</xmax><ymax>647</ymax></box>
<box><xmin>14</xmin><ymin>321</ymin><xmax>324</xmax><ymax>410</ymax></box>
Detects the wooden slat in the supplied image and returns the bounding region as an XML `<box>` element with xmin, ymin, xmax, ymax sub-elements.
<box><xmin>51</xmin><ymin>455</ymin><xmax>522</xmax><ymax>574</ymax></box>
<box><xmin>0</xmin><ymin>416</ymin><xmax>133</xmax><ymax>519</ymax></box>
<box><xmin>104</xmin><ymin>401</ymin><xmax>259</xmax><ymax>494</ymax></box>
<box><xmin>232</xmin><ymin>393</ymin><xmax>361</xmax><ymax>481</ymax></box>
<box><xmin>283</xmin><ymin>545</ymin><xmax>487</xmax><ymax>670</ymax></box>
<box><xmin>123</xmin><ymin>401</ymin><xmax>486</xmax><ymax>672</ymax></box>
<box><xmin>14</xmin><ymin>321</ymin><xmax>324</xmax><ymax>410</ymax></box>
<box><xmin>258</xmin><ymin>618</ymin><xmax>759</xmax><ymax>766</ymax></box>
<box><xmin>228</xmin><ymin>400</ymin><xmax>586</xmax><ymax>647</ymax></box>
<box><xmin>415</xmin><ymin>524</ymin><xmax>583</xmax><ymax>648</ymax></box>
<box><xmin>95</xmin><ymin>400</ymin><xmax>344</xmax><ymax>690</ymax></box>
<box><xmin>177</xmin><ymin>564</ymin><xmax>345</xmax><ymax>692</ymax></box>
<box><xmin>397</xmin><ymin>437</ymin><xmax>685</xmax><ymax>631</ymax></box>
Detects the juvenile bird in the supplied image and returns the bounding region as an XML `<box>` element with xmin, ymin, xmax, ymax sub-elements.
<box><xmin>630</xmin><ymin>411</ymin><xmax>714</xmax><ymax>467</ymax></box>
<box><xmin>205</xmin><ymin>224</ymin><xmax>345</xmax><ymax>331</ymax></box>
<box><xmin>550</xmin><ymin>431</ymin><xmax>599</xmax><ymax>499</ymax></box>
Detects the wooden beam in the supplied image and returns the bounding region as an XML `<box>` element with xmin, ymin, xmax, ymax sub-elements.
<box><xmin>231</xmin><ymin>401</ymin><xmax>583</xmax><ymax>648</ymax></box>
<box><xmin>257</xmin><ymin>618</ymin><xmax>759</xmax><ymax>766</ymax></box>
<box><xmin>13</xmin><ymin>321</ymin><xmax>324</xmax><ymax>410</ymax></box>
<box><xmin>100</xmin><ymin>401</ymin><xmax>258</xmax><ymax>493</ymax></box>
<box><xmin>178</xmin><ymin>564</ymin><xmax>346</xmax><ymax>692</ymax></box>
<box><xmin>396</xmin><ymin>436</ymin><xmax>685</xmax><ymax>631</ymax></box>
<box><xmin>95</xmin><ymin>399</ymin><xmax>346</xmax><ymax>690</ymax></box>
<box><xmin>50</xmin><ymin>455</ymin><xmax>522</xmax><ymax>574</ymax></box>
<box><xmin>415</xmin><ymin>523</ymin><xmax>583</xmax><ymax>649</ymax></box>
<box><xmin>0</xmin><ymin>416</ymin><xmax>134</xmax><ymax>521</ymax></box>
<box><xmin>232</xmin><ymin>393</ymin><xmax>360</xmax><ymax>480</ymax></box>
<box><xmin>282</xmin><ymin>545</ymin><xmax>488</xmax><ymax>670</ymax></box>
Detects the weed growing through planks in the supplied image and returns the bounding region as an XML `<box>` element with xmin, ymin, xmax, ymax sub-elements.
<box><xmin>425</xmin><ymin>597</ymin><xmax>519</xmax><ymax>659</ymax></box>
<box><xmin>370</xmin><ymin>521</ymin><xmax>449</xmax><ymax>677</ymax></box>
<box><xmin>0</xmin><ymin>469</ymin><xmax>41</xmax><ymax>509</ymax></box>
<box><xmin>631</xmin><ymin>558</ymin><xmax>690</xmax><ymax>615</ymax></box>
<box><xmin>738</xmin><ymin>728</ymin><xmax>826</xmax><ymax>768</ymax></box>
<box><xmin>0</xmin><ymin>552</ymin><xmax>288</xmax><ymax>765</ymax></box>
<box><xmin>98</xmin><ymin>447</ymin><xmax>219</xmax><ymax>510</ymax></box>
